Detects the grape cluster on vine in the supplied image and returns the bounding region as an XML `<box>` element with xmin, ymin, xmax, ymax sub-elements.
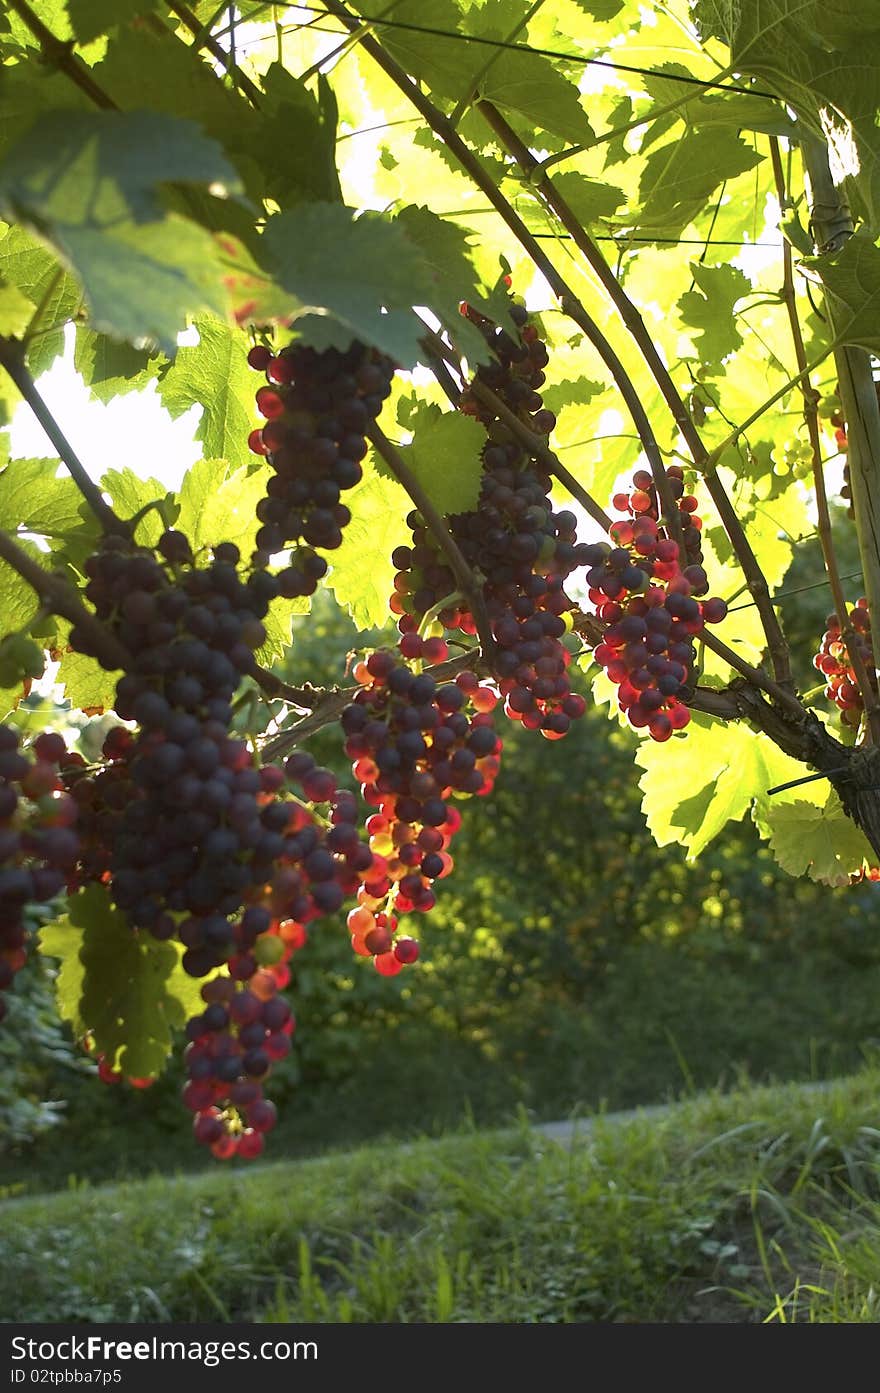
<box><xmin>391</xmin><ymin>300</ymin><xmax>588</xmax><ymax>739</ymax></box>
<box><xmin>813</xmin><ymin>600</ymin><xmax>876</xmax><ymax>728</ymax></box>
<box><xmin>247</xmin><ymin>339</ymin><xmax>395</xmax><ymax>597</ymax></box>
<box><xmin>339</xmin><ymin>651</ymin><xmax>501</xmax><ymax>971</ymax></box>
<box><xmin>0</xmin><ymin>728</ymin><xmax>78</xmax><ymax>1021</ymax></box>
<box><xmin>584</xmin><ymin>467</ymin><xmax>728</xmax><ymax>740</ymax></box>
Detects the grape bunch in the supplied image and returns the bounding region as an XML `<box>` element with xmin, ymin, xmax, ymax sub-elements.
<box><xmin>339</xmin><ymin>651</ymin><xmax>502</xmax><ymax>971</ymax></box>
<box><xmin>390</xmin><ymin>301</ymin><xmax>589</xmax><ymax>739</ymax></box>
<box><xmin>182</xmin><ymin>764</ymin><xmax>368</xmax><ymax>1159</ymax></box>
<box><xmin>584</xmin><ymin>467</ymin><xmax>727</xmax><ymax>740</ymax></box>
<box><xmin>68</xmin><ymin>531</ymin><xmax>285</xmax><ymax>971</ymax></box>
<box><xmin>813</xmin><ymin>600</ymin><xmax>876</xmax><ymax>728</ymax></box>
<box><xmin>0</xmin><ymin>728</ymin><xmax>79</xmax><ymax>1021</ymax></box>
<box><xmin>184</xmin><ymin>955</ymin><xmax>292</xmax><ymax>1160</ymax></box>
<box><xmin>247</xmin><ymin>339</ymin><xmax>395</xmax><ymax>597</ymax></box>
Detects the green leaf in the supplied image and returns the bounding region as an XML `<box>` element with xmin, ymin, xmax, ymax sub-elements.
<box><xmin>38</xmin><ymin>885</ymin><xmax>209</xmax><ymax>1077</ymax></box>
<box><xmin>391</xmin><ymin>204</ymin><xmax>515</xmax><ymax>363</ymax></box>
<box><xmin>262</xmin><ymin>205</ymin><xmax>434</xmax><ymax>367</ymax></box>
<box><xmin>73</xmin><ymin>327</ymin><xmax>162</xmax><ymax>404</ymax></box>
<box><xmin>257</xmin><ymin>64</ymin><xmax>341</xmax><ymax>207</ymax></box>
<box><xmin>0</xmin><ymin>276</ymin><xmax>34</xmax><ymax>335</ymax></box>
<box><xmin>477</xmin><ymin>50</ymin><xmax>594</xmax><ymax>146</ymax></box>
<box><xmin>101</xmin><ymin>467</ymin><xmax>178</xmax><ymax>547</ymax></box>
<box><xmin>636</xmin><ymin>712</ymin><xmax>814</xmax><ymax>860</ymax></box>
<box><xmin>94</xmin><ymin>24</ymin><xmax>265</xmax><ymax>206</ymax></box>
<box><xmin>390</xmin><ymin>404</ymin><xmax>485</xmax><ymax>516</ymax></box>
<box><xmin>546</xmin><ymin>173</ymin><xmax>626</xmax><ymax>226</ymax></box>
<box><xmin>0</xmin><ymin>108</ymin><xmax>241</xmax><ymax>227</ymax></box>
<box><xmin>0</xmin><ymin>110</ymin><xmax>241</xmax><ymax>353</ymax></box>
<box><xmin>324</xmin><ymin>457</ymin><xmax>411</xmax><ymax>630</ymax></box>
<box><xmin>66</xmin><ymin>0</ymin><xmax>162</xmax><ymax>41</ymax></box>
<box><xmin>0</xmin><ymin>536</ymin><xmax>45</xmax><ymax>635</ymax></box>
<box><xmin>753</xmin><ymin>788</ymin><xmax>874</xmax><ymax>886</ymax></box>
<box><xmin>570</xmin><ymin>0</ymin><xmax>623</xmax><ymax>16</ymax></box>
<box><xmin>348</xmin><ymin>0</ymin><xmax>476</xmax><ymax>103</ymax></box>
<box><xmin>807</xmin><ymin>232</ymin><xmax>880</xmax><ymax>356</ymax></box>
<box><xmin>173</xmin><ymin>456</ymin><xmax>270</xmax><ymax>555</ymax></box>
<box><xmin>633</xmin><ymin>127</ymin><xmax>763</xmax><ymax>240</ymax></box>
<box><xmin>53</xmin><ymin>631</ymin><xmax>120</xmax><ymax>715</ymax></box>
<box><xmin>60</xmin><ymin>215</ymin><xmax>229</xmax><ymax>356</ymax></box>
<box><xmin>0</xmin><ymin>456</ymin><xmax>97</xmax><ymax>549</ymax></box>
<box><xmin>540</xmin><ymin>376</ymin><xmax>604</xmax><ymax>416</ymax></box>
<box><xmin>256</xmin><ymin>595</ymin><xmax>310</xmax><ymax>668</ymax></box>
<box><xmin>693</xmin><ymin>0</ymin><xmax>880</xmax><ymax>227</ymax></box>
<box><xmin>156</xmin><ymin>317</ymin><xmax>253</xmax><ymax>472</ymax></box>
<box><xmin>677</xmin><ymin>262</ymin><xmax>750</xmax><ymax>372</ymax></box>
<box><xmin>0</xmin><ymin>224</ymin><xmax>82</xmax><ymax>374</ymax></box>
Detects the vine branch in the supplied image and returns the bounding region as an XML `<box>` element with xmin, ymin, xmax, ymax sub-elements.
<box><xmin>165</xmin><ymin>1</ymin><xmax>265</xmax><ymax>106</ymax></box>
<box><xmin>0</xmin><ymin>339</ymin><xmax>130</xmax><ymax>538</ymax></box>
<box><xmin>6</xmin><ymin>0</ymin><xmax>118</xmax><ymax>107</ymax></box>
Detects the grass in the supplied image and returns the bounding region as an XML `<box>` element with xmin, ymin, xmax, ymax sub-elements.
<box><xmin>6</xmin><ymin>1070</ymin><xmax>880</xmax><ymax>1323</ymax></box>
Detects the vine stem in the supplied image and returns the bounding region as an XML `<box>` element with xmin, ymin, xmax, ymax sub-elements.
<box><xmin>318</xmin><ymin>1</ymin><xmax>677</xmax><ymax>547</ymax></box>
<box><xmin>366</xmin><ymin>422</ymin><xmax>495</xmax><ymax>659</ymax></box>
<box><xmin>6</xmin><ymin>0</ymin><xmax>117</xmax><ymax>107</ymax></box>
<box><xmin>252</xmin><ymin>667</ymin><xmax>326</xmax><ymax>708</ymax></box>
<box><xmin>768</xmin><ymin>137</ymin><xmax>880</xmax><ymax>745</ymax></box>
<box><xmin>801</xmin><ymin>138</ymin><xmax>880</xmax><ymax>725</ymax></box>
<box><xmin>0</xmin><ymin>339</ymin><xmax>130</xmax><ymax>538</ymax></box>
<box><xmin>475</xmin><ymin>99</ymin><xmax>792</xmax><ymax>689</ymax></box>
<box><xmin>698</xmin><ymin>629</ymin><xmax>804</xmax><ymax>717</ymax></box>
<box><xmin>466</xmin><ymin>377</ymin><xmax>613</xmax><ymax>531</ymax></box>
<box><xmin>165</xmin><ymin>1</ymin><xmax>264</xmax><ymax>105</ymax></box>
<box><xmin>0</xmin><ymin>529</ymin><xmax>132</xmax><ymax>673</ymax></box>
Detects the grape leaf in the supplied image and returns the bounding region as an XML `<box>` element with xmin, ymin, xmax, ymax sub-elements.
<box><xmin>173</xmin><ymin>457</ymin><xmax>270</xmax><ymax>555</ymax></box>
<box><xmin>636</xmin><ymin>712</ymin><xmax>815</xmax><ymax>860</ymax></box>
<box><xmin>545</xmin><ymin>173</ymin><xmax>626</xmax><ymax>226</ymax></box>
<box><xmin>753</xmin><ymin>788</ymin><xmax>874</xmax><ymax>886</ymax></box>
<box><xmin>262</xmin><ymin>205</ymin><xmax>435</xmax><ymax>367</ymax></box>
<box><xmin>73</xmin><ymin>327</ymin><xmax>162</xmax><ymax>404</ymax></box>
<box><xmin>38</xmin><ymin>885</ymin><xmax>208</xmax><ymax>1077</ymax></box>
<box><xmin>0</xmin><ymin>224</ymin><xmax>82</xmax><ymax>374</ymax></box>
<box><xmin>257</xmin><ymin>64</ymin><xmax>342</xmax><ymax>208</ymax></box>
<box><xmin>348</xmin><ymin>0</ymin><xmax>477</xmax><ymax>103</ymax></box>
<box><xmin>677</xmin><ymin>262</ymin><xmax>750</xmax><ymax>373</ymax></box>
<box><xmin>0</xmin><ymin>276</ymin><xmax>33</xmax><ymax>335</ymax></box>
<box><xmin>391</xmin><ymin>204</ymin><xmax>515</xmax><ymax>363</ymax></box>
<box><xmin>806</xmin><ymin>232</ymin><xmax>880</xmax><ymax>357</ymax></box>
<box><xmin>53</xmin><ymin>631</ymin><xmax>120</xmax><ymax>716</ymax></box>
<box><xmin>0</xmin><ymin>456</ymin><xmax>97</xmax><ymax>551</ymax></box>
<box><xmin>570</xmin><ymin>0</ymin><xmax>624</xmax><ymax>16</ymax></box>
<box><xmin>66</xmin><ymin>0</ymin><xmax>162</xmax><ymax>41</ymax></box>
<box><xmin>540</xmin><ymin>376</ymin><xmax>604</xmax><ymax>416</ymax></box>
<box><xmin>382</xmin><ymin>404</ymin><xmax>485</xmax><ymax>517</ymax></box>
<box><xmin>156</xmin><ymin>317</ymin><xmax>253</xmax><ymax>473</ymax></box>
<box><xmin>257</xmin><ymin>595</ymin><xmax>310</xmax><ymax>668</ymax></box>
<box><xmin>693</xmin><ymin>0</ymin><xmax>880</xmax><ymax>226</ymax></box>
<box><xmin>632</xmin><ymin>128</ymin><xmax>763</xmax><ymax>240</ymax></box>
<box><xmin>0</xmin><ymin>108</ymin><xmax>241</xmax><ymax>226</ymax></box>
<box><xmin>0</xmin><ymin>110</ymin><xmax>240</xmax><ymax>353</ymax></box>
<box><xmin>100</xmin><ymin>467</ymin><xmax>178</xmax><ymax>547</ymax></box>
<box><xmin>477</xmin><ymin>49</ymin><xmax>594</xmax><ymax>146</ymax></box>
<box><xmin>323</xmin><ymin>458</ymin><xmax>412</xmax><ymax>630</ymax></box>
<box><xmin>59</xmin><ymin>215</ymin><xmax>229</xmax><ymax>355</ymax></box>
